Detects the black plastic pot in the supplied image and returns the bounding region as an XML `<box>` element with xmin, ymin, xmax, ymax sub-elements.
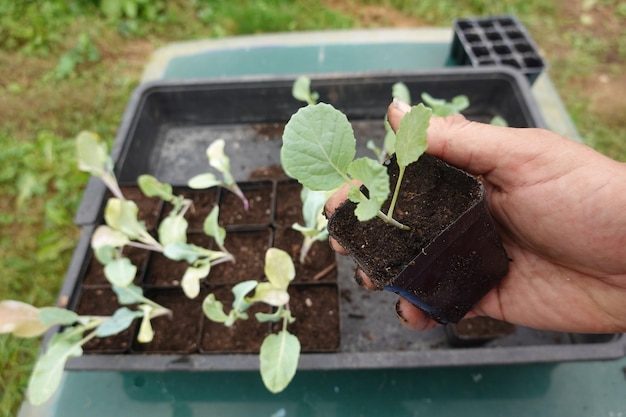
<box><xmin>450</xmin><ymin>15</ymin><xmax>546</xmax><ymax>84</ymax></box>
<box><xmin>328</xmin><ymin>154</ymin><xmax>509</xmax><ymax>324</ymax></box>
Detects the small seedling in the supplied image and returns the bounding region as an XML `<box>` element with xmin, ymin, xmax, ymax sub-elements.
<box><xmin>291</xmin><ymin>187</ymin><xmax>330</xmax><ymax>264</ymax></box>
<box><xmin>292</xmin><ymin>75</ymin><xmax>319</xmax><ymax>105</ymax></box>
<box><xmin>281</xmin><ymin>100</ymin><xmax>432</xmax><ymax>230</ymax></box>
<box><xmin>203</xmin><ymin>248</ymin><xmax>300</xmax><ymax>394</ymax></box>
<box><xmin>188</xmin><ymin>139</ymin><xmax>249</xmax><ymax>210</ymax></box>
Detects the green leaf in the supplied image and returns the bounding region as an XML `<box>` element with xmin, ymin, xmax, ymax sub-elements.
<box><xmin>76</xmin><ymin>131</ymin><xmax>108</xmax><ymax>177</ymax></box>
<box><xmin>202</xmin><ymin>293</ymin><xmax>229</xmax><ymax>323</ymax></box>
<box><xmin>0</xmin><ymin>300</ymin><xmax>50</xmax><ymax>338</ymax></box>
<box><xmin>163</xmin><ymin>242</ymin><xmax>208</xmax><ymax>263</ymax></box>
<box><xmin>181</xmin><ymin>264</ymin><xmax>211</xmax><ymax>299</ymax></box>
<box><xmin>391</xmin><ymin>82</ymin><xmax>412</xmax><ymax>104</ymax></box>
<box><xmin>264</xmin><ymin>248</ymin><xmax>295</xmax><ymax>290</ymax></box>
<box><xmin>421</xmin><ymin>92</ymin><xmax>469</xmax><ymax>117</ymax></box>
<box><xmin>346</xmin><ymin>157</ymin><xmax>390</xmax><ymax>221</ymax></box>
<box><xmin>103</xmin><ymin>257</ymin><xmax>137</xmax><ymax>287</ymax></box>
<box><xmin>104</xmin><ymin>198</ymin><xmax>147</xmax><ymax>241</ymax></box>
<box><xmin>281</xmin><ymin>103</ymin><xmax>356</xmax><ymax>191</ymax></box>
<box><xmin>27</xmin><ymin>331</ymin><xmax>83</xmax><ymax>405</ymax></box>
<box><xmin>112</xmin><ymin>284</ymin><xmax>144</xmax><ymax>305</ymax></box>
<box><xmin>249</xmin><ymin>282</ymin><xmax>290</xmax><ymax>307</ymax></box>
<box><xmin>490</xmin><ymin>115</ymin><xmax>508</xmax><ymax>126</ymax></box>
<box><xmin>158</xmin><ymin>215</ymin><xmax>188</xmax><ymax>246</ymax></box>
<box><xmin>138</xmin><ymin>175</ymin><xmax>174</xmax><ymax>201</ymax></box>
<box><xmin>292</xmin><ymin>76</ymin><xmax>318</xmax><ymax>105</ymax></box>
<box><xmin>232</xmin><ymin>280</ymin><xmax>258</xmax><ymax>312</ymax></box>
<box><xmin>206</xmin><ymin>139</ymin><xmax>231</xmax><ymax>181</ymax></box>
<box><xmin>187</xmin><ymin>173</ymin><xmax>222</xmax><ymax>189</ymax></box>
<box><xmin>394</xmin><ymin>104</ymin><xmax>432</xmax><ymax>167</ymax></box>
<box><xmin>95</xmin><ymin>307</ymin><xmax>142</xmax><ymax>337</ymax></box>
<box><xmin>259</xmin><ymin>330</ymin><xmax>301</xmax><ymax>394</ymax></box>
<box><xmin>203</xmin><ymin>206</ymin><xmax>226</xmax><ymax>248</ymax></box>
<box><xmin>91</xmin><ymin>225</ymin><xmax>130</xmax><ymax>250</ymax></box>
<box><xmin>39</xmin><ymin>308</ymin><xmax>79</xmax><ymax>327</ymax></box>
<box><xmin>299</xmin><ymin>188</ymin><xmax>328</xmax><ymax>230</ymax></box>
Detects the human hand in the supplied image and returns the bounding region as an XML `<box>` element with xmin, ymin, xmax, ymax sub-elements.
<box><xmin>326</xmin><ymin>99</ymin><xmax>626</xmax><ymax>334</ymax></box>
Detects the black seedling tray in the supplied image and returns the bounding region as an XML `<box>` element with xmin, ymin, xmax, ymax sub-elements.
<box><xmin>450</xmin><ymin>15</ymin><xmax>546</xmax><ymax>84</ymax></box>
<box><xmin>61</xmin><ymin>68</ymin><xmax>624</xmax><ymax>372</ymax></box>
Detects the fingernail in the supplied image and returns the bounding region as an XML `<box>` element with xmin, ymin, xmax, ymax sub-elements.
<box><xmin>392</xmin><ymin>97</ymin><xmax>412</xmax><ymax>113</ymax></box>
<box><xmin>395</xmin><ymin>299</ymin><xmax>408</xmax><ymax>323</ymax></box>
<box><xmin>353</xmin><ymin>268</ymin><xmax>364</xmax><ymax>287</ymax></box>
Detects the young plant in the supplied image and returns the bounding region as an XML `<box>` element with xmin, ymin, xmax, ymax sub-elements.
<box><xmin>188</xmin><ymin>139</ymin><xmax>249</xmax><ymax>211</ymax></box>
<box><xmin>0</xmin><ymin>299</ymin><xmax>167</xmax><ymax>405</ymax></box>
<box><xmin>203</xmin><ymin>248</ymin><xmax>300</xmax><ymax>394</ymax></box>
<box><xmin>281</xmin><ymin>102</ymin><xmax>432</xmax><ymax>230</ymax></box>
<box><xmin>292</xmin><ymin>75</ymin><xmax>319</xmax><ymax>105</ymax></box>
<box><xmin>291</xmin><ymin>187</ymin><xmax>330</xmax><ymax>264</ymax></box>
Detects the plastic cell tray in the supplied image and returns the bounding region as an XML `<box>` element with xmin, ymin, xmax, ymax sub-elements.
<box><xmin>450</xmin><ymin>15</ymin><xmax>546</xmax><ymax>84</ymax></box>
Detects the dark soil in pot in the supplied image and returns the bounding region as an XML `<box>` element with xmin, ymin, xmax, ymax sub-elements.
<box><xmin>75</xmin><ymin>288</ymin><xmax>134</xmax><ymax>353</ymax></box>
<box><xmin>162</xmin><ymin>188</ymin><xmax>219</xmax><ymax>231</ymax></box>
<box><xmin>327</xmin><ymin>154</ymin><xmax>509</xmax><ymax>324</ymax></box>
<box><xmin>218</xmin><ymin>180</ymin><xmax>274</xmax><ymax>227</ymax></box>
<box><xmin>273</xmin><ymin>226</ymin><xmax>337</xmax><ymax>284</ymax></box>
<box><xmin>208</xmin><ymin>229</ymin><xmax>271</xmax><ymax>284</ymax></box>
<box><xmin>131</xmin><ymin>289</ymin><xmax>203</xmax><ymax>354</ymax></box>
<box><xmin>200</xmin><ymin>285</ymin><xmax>270</xmax><ymax>353</ymax></box>
<box><xmin>83</xmin><ymin>245</ymin><xmax>148</xmax><ymax>287</ymax></box>
<box><xmin>119</xmin><ymin>185</ymin><xmax>162</xmax><ymax>231</ymax></box>
<box><xmin>274</xmin><ymin>180</ymin><xmax>304</xmax><ymax>227</ymax></box>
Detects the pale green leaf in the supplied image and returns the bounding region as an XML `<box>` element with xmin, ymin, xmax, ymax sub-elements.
<box><xmin>264</xmin><ymin>248</ymin><xmax>295</xmax><ymax>290</ymax></box>
<box><xmin>249</xmin><ymin>282</ymin><xmax>290</xmax><ymax>307</ymax></box>
<box><xmin>158</xmin><ymin>215</ymin><xmax>188</xmax><ymax>246</ymax></box>
<box><xmin>95</xmin><ymin>307</ymin><xmax>142</xmax><ymax>337</ymax></box>
<box><xmin>203</xmin><ymin>206</ymin><xmax>226</xmax><ymax>248</ymax></box>
<box><xmin>383</xmin><ymin>117</ymin><xmax>396</xmax><ymax>157</ymax></box>
<box><xmin>0</xmin><ymin>300</ymin><xmax>50</xmax><ymax>338</ymax></box>
<box><xmin>104</xmin><ymin>198</ymin><xmax>146</xmax><ymax>240</ymax></box>
<box><xmin>232</xmin><ymin>280</ymin><xmax>258</xmax><ymax>312</ymax></box>
<box><xmin>292</xmin><ymin>76</ymin><xmax>318</xmax><ymax>105</ymax></box>
<box><xmin>104</xmin><ymin>257</ymin><xmax>137</xmax><ymax>287</ymax></box>
<box><xmin>163</xmin><ymin>242</ymin><xmax>208</xmax><ymax>263</ymax></box>
<box><xmin>259</xmin><ymin>330</ymin><xmax>301</xmax><ymax>394</ymax></box>
<box><xmin>281</xmin><ymin>103</ymin><xmax>355</xmax><ymax>191</ymax></box>
<box><xmin>91</xmin><ymin>225</ymin><xmax>129</xmax><ymax>250</ymax></box>
<box><xmin>202</xmin><ymin>293</ymin><xmax>229</xmax><ymax>323</ymax></box>
<box><xmin>27</xmin><ymin>332</ymin><xmax>83</xmax><ymax>405</ymax></box>
<box><xmin>112</xmin><ymin>283</ymin><xmax>144</xmax><ymax>305</ymax></box>
<box><xmin>490</xmin><ymin>115</ymin><xmax>508</xmax><ymax>126</ymax></box>
<box><xmin>137</xmin><ymin>305</ymin><xmax>154</xmax><ymax>343</ymax></box>
<box><xmin>255</xmin><ymin>309</ymin><xmax>283</xmax><ymax>323</ymax></box>
<box><xmin>94</xmin><ymin>245</ymin><xmax>117</xmax><ymax>265</ymax></box>
<box><xmin>207</xmin><ymin>139</ymin><xmax>230</xmax><ymax>177</ymax></box>
<box><xmin>394</xmin><ymin>104</ymin><xmax>431</xmax><ymax>167</ymax></box>
<box><xmin>39</xmin><ymin>308</ymin><xmax>79</xmax><ymax>327</ymax></box>
<box><xmin>138</xmin><ymin>175</ymin><xmax>174</xmax><ymax>201</ymax></box>
<box><xmin>391</xmin><ymin>82</ymin><xmax>412</xmax><ymax>104</ymax></box>
<box><xmin>299</xmin><ymin>188</ymin><xmax>328</xmax><ymax>230</ymax></box>
<box><xmin>76</xmin><ymin>131</ymin><xmax>108</xmax><ymax>177</ymax></box>
<box><xmin>187</xmin><ymin>173</ymin><xmax>222</xmax><ymax>189</ymax></box>
<box><xmin>352</xmin><ymin>196</ymin><xmax>381</xmax><ymax>222</ymax></box>
<box><xmin>181</xmin><ymin>264</ymin><xmax>211</xmax><ymax>299</ymax></box>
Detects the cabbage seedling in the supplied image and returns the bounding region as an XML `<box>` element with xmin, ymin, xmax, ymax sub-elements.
<box><xmin>291</xmin><ymin>187</ymin><xmax>330</xmax><ymax>264</ymax></box>
<box><xmin>281</xmin><ymin>102</ymin><xmax>432</xmax><ymax>230</ymax></box>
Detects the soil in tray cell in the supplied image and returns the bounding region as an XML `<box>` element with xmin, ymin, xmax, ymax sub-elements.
<box><xmin>83</xmin><ymin>244</ymin><xmax>149</xmax><ymax>287</ymax></box>
<box><xmin>161</xmin><ymin>188</ymin><xmax>219</xmax><ymax>232</ymax></box>
<box><xmin>120</xmin><ymin>186</ymin><xmax>162</xmax><ymax>231</ymax></box>
<box><xmin>273</xmin><ymin>180</ymin><xmax>304</xmax><ymax>228</ymax></box>
<box><xmin>218</xmin><ymin>181</ymin><xmax>274</xmax><ymax>227</ymax></box>
<box><xmin>208</xmin><ymin>229</ymin><xmax>271</xmax><ymax>285</ymax></box>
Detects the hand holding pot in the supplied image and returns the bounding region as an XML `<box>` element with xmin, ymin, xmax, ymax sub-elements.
<box><xmin>327</xmin><ymin>99</ymin><xmax>626</xmax><ymax>334</ymax></box>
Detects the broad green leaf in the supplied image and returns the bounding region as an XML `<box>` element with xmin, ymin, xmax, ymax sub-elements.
<box><xmin>347</xmin><ymin>157</ymin><xmax>390</xmax><ymax>213</ymax></box>
<box><xmin>203</xmin><ymin>206</ymin><xmax>226</xmax><ymax>248</ymax></box>
<box><xmin>94</xmin><ymin>245</ymin><xmax>117</xmax><ymax>265</ymax></box>
<box><xmin>158</xmin><ymin>215</ymin><xmax>188</xmax><ymax>246</ymax></box>
<box><xmin>0</xmin><ymin>300</ymin><xmax>49</xmax><ymax>338</ymax></box>
<box><xmin>76</xmin><ymin>131</ymin><xmax>108</xmax><ymax>177</ymax></box>
<box><xmin>187</xmin><ymin>173</ymin><xmax>222</xmax><ymax>189</ymax></box>
<box><xmin>264</xmin><ymin>248</ymin><xmax>295</xmax><ymax>290</ymax></box>
<box><xmin>394</xmin><ymin>104</ymin><xmax>432</xmax><ymax>168</ymax></box>
<box><xmin>104</xmin><ymin>198</ymin><xmax>146</xmax><ymax>241</ymax></box>
<box><xmin>202</xmin><ymin>293</ymin><xmax>229</xmax><ymax>323</ymax></box>
<box><xmin>27</xmin><ymin>331</ymin><xmax>83</xmax><ymax>405</ymax></box>
<box><xmin>137</xmin><ymin>305</ymin><xmax>154</xmax><ymax>343</ymax></box>
<box><xmin>232</xmin><ymin>280</ymin><xmax>258</xmax><ymax>312</ymax></box>
<box><xmin>281</xmin><ymin>103</ymin><xmax>355</xmax><ymax>191</ymax></box>
<box><xmin>104</xmin><ymin>257</ymin><xmax>137</xmax><ymax>287</ymax></box>
<box><xmin>91</xmin><ymin>225</ymin><xmax>129</xmax><ymax>250</ymax></box>
<box><xmin>112</xmin><ymin>284</ymin><xmax>144</xmax><ymax>305</ymax></box>
<box><xmin>138</xmin><ymin>175</ymin><xmax>173</xmax><ymax>201</ymax></box>
<box><xmin>181</xmin><ymin>264</ymin><xmax>211</xmax><ymax>299</ymax></box>
<box><xmin>95</xmin><ymin>307</ymin><xmax>142</xmax><ymax>337</ymax></box>
<box><xmin>39</xmin><ymin>308</ymin><xmax>79</xmax><ymax>327</ymax></box>
<box><xmin>391</xmin><ymin>82</ymin><xmax>412</xmax><ymax>104</ymax></box>
<box><xmin>292</xmin><ymin>76</ymin><xmax>319</xmax><ymax>105</ymax></box>
<box><xmin>259</xmin><ymin>330</ymin><xmax>301</xmax><ymax>394</ymax></box>
<box><xmin>249</xmin><ymin>282</ymin><xmax>290</xmax><ymax>307</ymax></box>
<box><xmin>163</xmin><ymin>242</ymin><xmax>209</xmax><ymax>263</ymax></box>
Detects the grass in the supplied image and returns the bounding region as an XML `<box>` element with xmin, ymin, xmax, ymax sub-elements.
<box><xmin>0</xmin><ymin>0</ymin><xmax>624</xmax><ymax>415</ymax></box>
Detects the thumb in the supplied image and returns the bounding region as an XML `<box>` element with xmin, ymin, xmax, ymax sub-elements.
<box><xmin>387</xmin><ymin>98</ymin><xmax>549</xmax><ymax>179</ymax></box>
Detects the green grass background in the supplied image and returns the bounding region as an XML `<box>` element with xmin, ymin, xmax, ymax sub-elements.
<box><xmin>1</xmin><ymin>0</ymin><xmax>624</xmax><ymax>415</ymax></box>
